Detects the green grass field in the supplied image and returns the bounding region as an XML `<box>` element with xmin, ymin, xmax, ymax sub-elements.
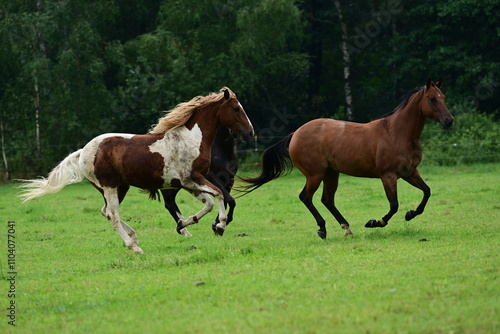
<box><xmin>1</xmin><ymin>164</ymin><xmax>499</xmax><ymax>333</ymax></box>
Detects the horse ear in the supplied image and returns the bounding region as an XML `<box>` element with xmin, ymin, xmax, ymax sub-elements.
<box><xmin>426</xmin><ymin>78</ymin><xmax>432</xmax><ymax>90</ymax></box>
<box><xmin>436</xmin><ymin>78</ymin><xmax>442</xmax><ymax>88</ymax></box>
<box><xmin>223</xmin><ymin>89</ymin><xmax>230</xmax><ymax>100</ymax></box>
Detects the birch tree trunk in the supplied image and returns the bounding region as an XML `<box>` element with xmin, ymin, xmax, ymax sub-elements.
<box><xmin>33</xmin><ymin>0</ymin><xmax>47</xmax><ymax>172</ymax></box>
<box><xmin>333</xmin><ymin>0</ymin><xmax>354</xmax><ymax>121</ymax></box>
<box><xmin>33</xmin><ymin>79</ymin><xmax>41</xmax><ymax>166</ymax></box>
<box><xmin>0</xmin><ymin>121</ymin><xmax>10</xmax><ymax>181</ymax></box>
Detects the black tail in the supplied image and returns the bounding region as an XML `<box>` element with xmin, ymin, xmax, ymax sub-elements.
<box><xmin>140</xmin><ymin>189</ymin><xmax>162</xmax><ymax>201</ymax></box>
<box><xmin>237</xmin><ymin>133</ymin><xmax>294</xmax><ymax>196</ymax></box>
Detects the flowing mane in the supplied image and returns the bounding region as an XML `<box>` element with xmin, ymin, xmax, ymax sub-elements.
<box><xmin>150</xmin><ymin>87</ymin><xmax>236</xmax><ymax>134</ymax></box>
<box><xmin>379</xmin><ymin>86</ymin><xmax>424</xmax><ymax>119</ymax></box>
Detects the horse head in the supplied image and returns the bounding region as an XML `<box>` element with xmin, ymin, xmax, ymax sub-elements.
<box><xmin>420</xmin><ymin>78</ymin><xmax>454</xmax><ymax>129</ymax></box>
<box><xmin>217</xmin><ymin>88</ymin><xmax>254</xmax><ymax>141</ymax></box>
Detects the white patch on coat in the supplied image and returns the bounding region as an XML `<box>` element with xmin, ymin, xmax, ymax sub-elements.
<box><xmin>148</xmin><ymin>124</ymin><xmax>204</xmax><ymax>188</ymax></box>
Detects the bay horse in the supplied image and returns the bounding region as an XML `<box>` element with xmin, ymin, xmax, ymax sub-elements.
<box><xmin>150</xmin><ymin>126</ymin><xmax>238</xmax><ymax>237</ymax></box>
<box><xmin>240</xmin><ymin>79</ymin><xmax>453</xmax><ymax>239</ymax></box>
<box><xmin>19</xmin><ymin>88</ymin><xmax>254</xmax><ymax>253</ymax></box>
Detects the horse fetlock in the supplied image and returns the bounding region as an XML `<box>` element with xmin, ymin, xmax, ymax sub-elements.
<box><xmin>341</xmin><ymin>224</ymin><xmax>353</xmax><ymax>236</ymax></box>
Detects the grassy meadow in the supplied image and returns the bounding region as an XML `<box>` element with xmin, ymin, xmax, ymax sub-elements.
<box><xmin>0</xmin><ymin>164</ymin><xmax>499</xmax><ymax>333</ymax></box>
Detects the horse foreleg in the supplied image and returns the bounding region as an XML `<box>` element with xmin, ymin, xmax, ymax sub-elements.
<box><xmin>176</xmin><ymin>191</ymin><xmax>216</xmax><ymax>233</ymax></box>
<box><xmin>403</xmin><ymin>169</ymin><xmax>431</xmax><ymax>221</ymax></box>
<box><xmin>102</xmin><ymin>189</ymin><xmax>144</xmax><ymax>254</ymax></box>
<box><xmin>366</xmin><ymin>174</ymin><xmax>399</xmax><ymax>228</ymax></box>
<box><xmin>212</xmin><ymin>193</ymin><xmax>228</xmax><ymax>236</ymax></box>
<box><xmin>210</xmin><ymin>181</ymin><xmax>235</xmax><ymax>235</ymax></box>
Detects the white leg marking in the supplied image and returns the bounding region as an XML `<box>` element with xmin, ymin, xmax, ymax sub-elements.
<box><xmin>175</xmin><ymin>212</ymin><xmax>192</xmax><ymax>237</ymax></box>
<box><xmin>341</xmin><ymin>224</ymin><xmax>353</xmax><ymax>237</ymax></box>
<box><xmin>214</xmin><ymin>193</ymin><xmax>228</xmax><ymax>231</ymax></box>
<box><xmin>103</xmin><ymin>189</ymin><xmax>144</xmax><ymax>254</ymax></box>
<box><xmin>120</xmin><ymin>221</ymin><xmax>139</xmax><ymax>244</ymax></box>
<box><xmin>179</xmin><ymin>192</ymin><xmax>215</xmax><ymax>228</ymax></box>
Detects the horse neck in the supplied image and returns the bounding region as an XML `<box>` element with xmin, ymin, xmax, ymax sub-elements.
<box><xmin>185</xmin><ymin>104</ymin><xmax>222</xmax><ymax>154</ymax></box>
<box><xmin>388</xmin><ymin>93</ymin><xmax>426</xmax><ymax>144</ymax></box>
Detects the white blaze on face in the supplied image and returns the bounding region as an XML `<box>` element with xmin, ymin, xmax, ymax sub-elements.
<box><xmin>239</xmin><ymin>102</ymin><xmax>253</xmax><ymax>132</ymax></box>
<box><xmin>148</xmin><ymin>124</ymin><xmax>204</xmax><ymax>187</ymax></box>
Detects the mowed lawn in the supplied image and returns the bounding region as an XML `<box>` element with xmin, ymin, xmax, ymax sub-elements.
<box><xmin>1</xmin><ymin>164</ymin><xmax>498</xmax><ymax>333</ymax></box>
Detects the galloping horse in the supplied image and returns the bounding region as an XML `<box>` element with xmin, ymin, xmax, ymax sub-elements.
<box><xmin>240</xmin><ymin>79</ymin><xmax>453</xmax><ymax>239</ymax></box>
<box><xmin>20</xmin><ymin>88</ymin><xmax>254</xmax><ymax>253</ymax></box>
<box><xmin>150</xmin><ymin>126</ymin><xmax>238</xmax><ymax>237</ymax></box>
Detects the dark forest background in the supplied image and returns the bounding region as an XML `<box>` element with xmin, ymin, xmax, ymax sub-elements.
<box><xmin>1</xmin><ymin>0</ymin><xmax>499</xmax><ymax>179</ymax></box>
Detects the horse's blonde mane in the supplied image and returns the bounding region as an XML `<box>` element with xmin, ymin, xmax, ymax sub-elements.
<box><xmin>150</xmin><ymin>87</ymin><xmax>236</xmax><ymax>134</ymax></box>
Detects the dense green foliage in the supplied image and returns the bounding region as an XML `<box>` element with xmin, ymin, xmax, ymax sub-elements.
<box><xmin>1</xmin><ymin>0</ymin><xmax>499</xmax><ymax>178</ymax></box>
<box><xmin>1</xmin><ymin>164</ymin><xmax>499</xmax><ymax>332</ymax></box>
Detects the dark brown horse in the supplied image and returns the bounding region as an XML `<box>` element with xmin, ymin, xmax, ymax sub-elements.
<box><xmin>19</xmin><ymin>88</ymin><xmax>254</xmax><ymax>253</ymax></box>
<box><xmin>240</xmin><ymin>79</ymin><xmax>453</xmax><ymax>239</ymax></box>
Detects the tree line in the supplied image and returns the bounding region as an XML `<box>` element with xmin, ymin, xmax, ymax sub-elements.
<box><xmin>1</xmin><ymin>0</ymin><xmax>499</xmax><ymax>179</ymax></box>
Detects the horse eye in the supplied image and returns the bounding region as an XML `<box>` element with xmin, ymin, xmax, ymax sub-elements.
<box><xmin>429</xmin><ymin>97</ymin><xmax>437</xmax><ymax>103</ymax></box>
<box><xmin>233</xmin><ymin>107</ymin><xmax>240</xmax><ymax>112</ymax></box>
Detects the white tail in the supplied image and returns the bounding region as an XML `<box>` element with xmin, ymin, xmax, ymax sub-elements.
<box><xmin>19</xmin><ymin>149</ymin><xmax>85</xmax><ymax>202</ymax></box>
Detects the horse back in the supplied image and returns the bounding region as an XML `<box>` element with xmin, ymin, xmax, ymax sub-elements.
<box><xmin>291</xmin><ymin>119</ymin><xmax>384</xmax><ymax>178</ymax></box>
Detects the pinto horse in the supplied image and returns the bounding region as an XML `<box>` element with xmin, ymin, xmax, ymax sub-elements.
<box><xmin>240</xmin><ymin>79</ymin><xmax>453</xmax><ymax>239</ymax></box>
<box><xmin>150</xmin><ymin>126</ymin><xmax>238</xmax><ymax>237</ymax></box>
<box><xmin>19</xmin><ymin>88</ymin><xmax>254</xmax><ymax>253</ymax></box>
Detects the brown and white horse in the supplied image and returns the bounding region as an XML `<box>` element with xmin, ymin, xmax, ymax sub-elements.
<box><xmin>19</xmin><ymin>88</ymin><xmax>254</xmax><ymax>253</ymax></box>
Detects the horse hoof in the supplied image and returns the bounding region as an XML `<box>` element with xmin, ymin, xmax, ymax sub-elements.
<box><xmin>132</xmin><ymin>246</ymin><xmax>144</xmax><ymax>254</ymax></box>
<box><xmin>211</xmin><ymin>222</ymin><xmax>218</xmax><ymax>235</ymax></box>
<box><xmin>365</xmin><ymin>219</ymin><xmax>387</xmax><ymax>228</ymax></box>
<box><xmin>405</xmin><ymin>210</ymin><xmax>415</xmax><ymax>221</ymax></box>
<box><xmin>317</xmin><ymin>230</ymin><xmax>327</xmax><ymax>239</ymax></box>
<box><xmin>214</xmin><ymin>226</ymin><xmax>225</xmax><ymax>236</ymax></box>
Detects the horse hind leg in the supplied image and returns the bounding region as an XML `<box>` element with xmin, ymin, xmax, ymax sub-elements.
<box><xmin>321</xmin><ymin>169</ymin><xmax>353</xmax><ymax>237</ymax></box>
<box><xmin>299</xmin><ymin>175</ymin><xmax>328</xmax><ymax>239</ymax></box>
<box><xmin>161</xmin><ymin>189</ymin><xmax>192</xmax><ymax>237</ymax></box>
<box><xmin>103</xmin><ymin>187</ymin><xmax>144</xmax><ymax>254</ymax></box>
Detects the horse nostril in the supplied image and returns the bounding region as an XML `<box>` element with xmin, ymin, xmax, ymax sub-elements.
<box><xmin>443</xmin><ymin>117</ymin><xmax>454</xmax><ymax>129</ymax></box>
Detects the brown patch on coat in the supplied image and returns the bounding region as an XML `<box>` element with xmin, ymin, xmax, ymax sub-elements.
<box><xmin>93</xmin><ymin>135</ymin><xmax>165</xmax><ymax>189</ymax></box>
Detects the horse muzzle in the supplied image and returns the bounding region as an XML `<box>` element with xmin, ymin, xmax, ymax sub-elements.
<box><xmin>441</xmin><ymin>116</ymin><xmax>454</xmax><ymax>129</ymax></box>
<box><xmin>240</xmin><ymin>129</ymin><xmax>255</xmax><ymax>142</ymax></box>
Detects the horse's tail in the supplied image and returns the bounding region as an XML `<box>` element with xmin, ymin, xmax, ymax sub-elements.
<box><xmin>237</xmin><ymin>133</ymin><xmax>294</xmax><ymax>196</ymax></box>
<box><xmin>142</xmin><ymin>189</ymin><xmax>161</xmax><ymax>201</ymax></box>
<box><xmin>18</xmin><ymin>150</ymin><xmax>85</xmax><ymax>202</ymax></box>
